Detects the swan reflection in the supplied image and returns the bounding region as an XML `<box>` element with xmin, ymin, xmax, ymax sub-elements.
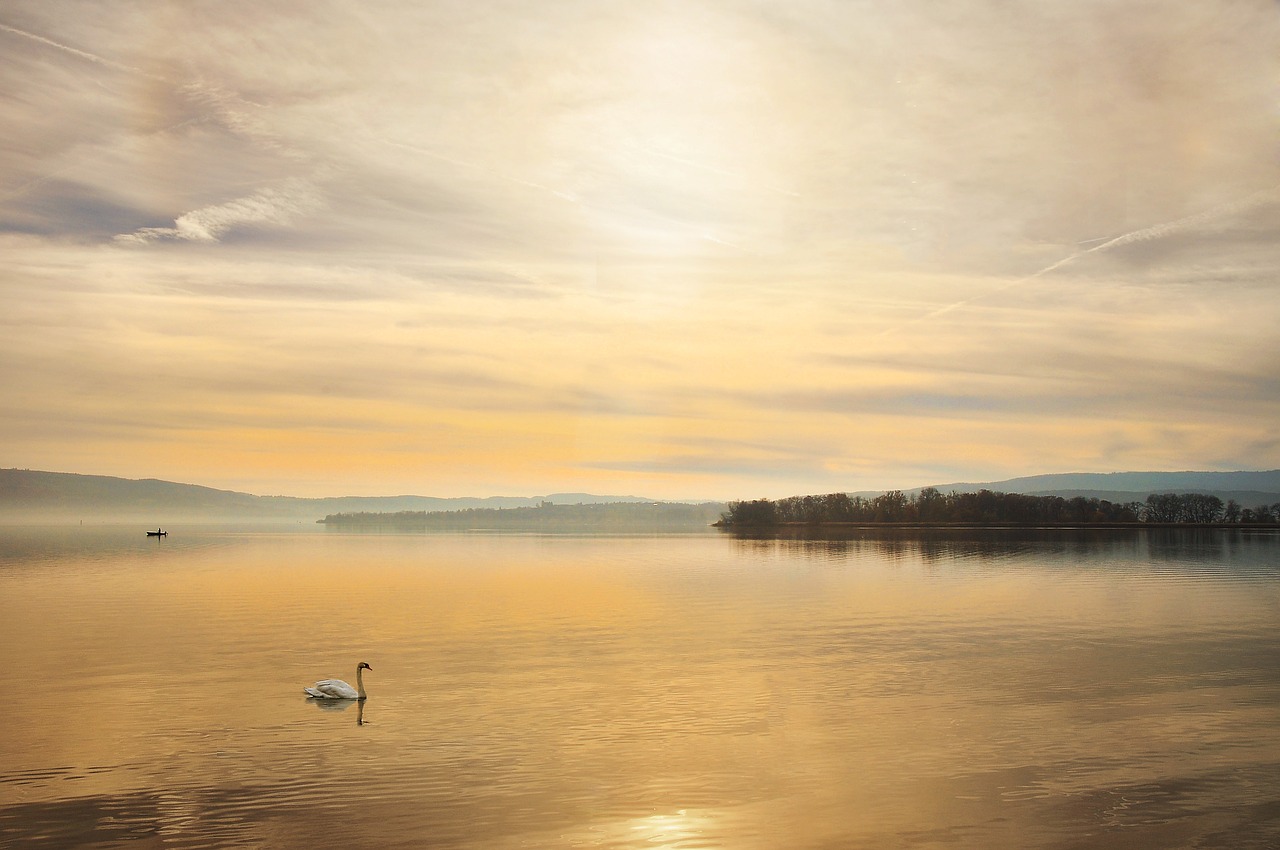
<box><xmin>308</xmin><ymin>695</ymin><xmax>367</xmax><ymax>725</ymax></box>
<box><xmin>311</xmin><ymin>698</ymin><xmax>355</xmax><ymax>712</ymax></box>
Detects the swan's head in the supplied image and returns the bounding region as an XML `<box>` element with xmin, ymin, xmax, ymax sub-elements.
<box><xmin>358</xmin><ymin>662</ymin><xmax>372</xmax><ymax>671</ymax></box>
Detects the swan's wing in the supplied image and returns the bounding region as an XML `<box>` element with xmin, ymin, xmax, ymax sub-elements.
<box><xmin>308</xmin><ymin>678</ymin><xmax>358</xmax><ymax>699</ymax></box>
<box><xmin>312</xmin><ymin>678</ymin><xmax>349</xmax><ymax>690</ymax></box>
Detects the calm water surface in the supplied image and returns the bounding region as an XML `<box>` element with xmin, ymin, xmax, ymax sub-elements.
<box><xmin>1</xmin><ymin>526</ymin><xmax>1278</xmax><ymax>849</ymax></box>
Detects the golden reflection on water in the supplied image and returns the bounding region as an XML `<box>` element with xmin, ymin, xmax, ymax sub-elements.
<box><xmin>0</xmin><ymin>527</ymin><xmax>1278</xmax><ymax>849</ymax></box>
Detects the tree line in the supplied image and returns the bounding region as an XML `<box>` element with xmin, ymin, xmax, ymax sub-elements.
<box><xmin>718</xmin><ymin>488</ymin><xmax>1280</xmax><ymax>527</ymax></box>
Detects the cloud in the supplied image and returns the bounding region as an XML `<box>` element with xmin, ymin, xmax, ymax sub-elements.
<box><xmin>178</xmin><ymin>80</ymin><xmax>306</xmax><ymax>160</ymax></box>
<box><xmin>114</xmin><ymin>178</ymin><xmax>323</xmax><ymax>244</ymax></box>
<box><xmin>4</xmin><ymin>1</ymin><xmax>1280</xmax><ymax>496</ymax></box>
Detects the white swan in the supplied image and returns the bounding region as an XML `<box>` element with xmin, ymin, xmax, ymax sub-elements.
<box><xmin>304</xmin><ymin>662</ymin><xmax>372</xmax><ymax>700</ymax></box>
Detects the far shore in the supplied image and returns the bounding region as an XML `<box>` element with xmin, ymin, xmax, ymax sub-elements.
<box><xmin>713</xmin><ymin>521</ymin><xmax>1280</xmax><ymax>530</ymax></box>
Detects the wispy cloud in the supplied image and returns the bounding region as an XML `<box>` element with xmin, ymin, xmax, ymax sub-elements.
<box><xmin>179</xmin><ymin>80</ymin><xmax>306</xmax><ymax>160</ymax></box>
<box><xmin>114</xmin><ymin>178</ymin><xmax>324</xmax><ymax>244</ymax></box>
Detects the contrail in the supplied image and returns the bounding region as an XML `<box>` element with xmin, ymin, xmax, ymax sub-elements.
<box><xmin>1078</xmin><ymin>185</ymin><xmax>1280</xmax><ymax>253</ymax></box>
<box><xmin>0</xmin><ymin>22</ymin><xmax>164</xmax><ymax>81</ymax></box>
<box><xmin>877</xmin><ymin>184</ymin><xmax>1280</xmax><ymax>337</ymax></box>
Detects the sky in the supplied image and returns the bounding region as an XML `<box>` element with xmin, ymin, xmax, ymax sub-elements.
<box><xmin>2</xmin><ymin>1</ymin><xmax>1279</xmax><ymax>500</ymax></box>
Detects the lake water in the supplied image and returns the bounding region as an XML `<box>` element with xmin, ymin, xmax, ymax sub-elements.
<box><xmin>1</xmin><ymin>525</ymin><xmax>1278</xmax><ymax>849</ymax></box>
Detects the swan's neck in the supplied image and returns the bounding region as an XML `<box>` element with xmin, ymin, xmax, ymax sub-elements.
<box><xmin>356</xmin><ymin>666</ymin><xmax>367</xmax><ymax>700</ymax></box>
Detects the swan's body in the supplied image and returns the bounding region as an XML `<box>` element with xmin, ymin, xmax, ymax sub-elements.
<box><xmin>304</xmin><ymin>662</ymin><xmax>371</xmax><ymax>700</ymax></box>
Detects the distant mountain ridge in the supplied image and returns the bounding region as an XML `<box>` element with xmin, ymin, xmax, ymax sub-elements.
<box><xmin>0</xmin><ymin>469</ymin><xmax>659</xmax><ymax>522</ymax></box>
<box><xmin>872</xmin><ymin>470</ymin><xmax>1280</xmax><ymax>507</ymax></box>
<box><xmin>931</xmin><ymin>470</ymin><xmax>1280</xmax><ymax>494</ymax></box>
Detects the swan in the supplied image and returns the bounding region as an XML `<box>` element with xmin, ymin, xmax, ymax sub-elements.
<box><xmin>304</xmin><ymin>662</ymin><xmax>372</xmax><ymax>700</ymax></box>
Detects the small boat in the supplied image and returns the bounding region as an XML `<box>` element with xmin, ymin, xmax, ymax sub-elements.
<box><xmin>146</xmin><ymin>529</ymin><xmax>167</xmax><ymax>537</ymax></box>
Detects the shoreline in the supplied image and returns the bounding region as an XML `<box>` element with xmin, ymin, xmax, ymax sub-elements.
<box><xmin>713</xmin><ymin>521</ymin><xmax>1280</xmax><ymax>530</ymax></box>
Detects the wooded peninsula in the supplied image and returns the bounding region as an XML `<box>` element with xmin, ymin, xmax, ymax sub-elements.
<box><xmin>716</xmin><ymin>489</ymin><xmax>1280</xmax><ymax>527</ymax></box>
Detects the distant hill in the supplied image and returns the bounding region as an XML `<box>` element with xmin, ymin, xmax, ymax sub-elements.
<box><xmin>320</xmin><ymin>501</ymin><xmax>726</xmax><ymax>532</ymax></box>
<box><xmin>0</xmin><ymin>469</ymin><xmax>661</xmax><ymax>523</ymax></box>
<box><xmin>885</xmin><ymin>470</ymin><xmax>1280</xmax><ymax>507</ymax></box>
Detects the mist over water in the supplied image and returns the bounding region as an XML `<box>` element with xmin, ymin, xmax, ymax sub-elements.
<box><xmin>1</xmin><ymin>526</ymin><xmax>1277</xmax><ymax>849</ymax></box>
